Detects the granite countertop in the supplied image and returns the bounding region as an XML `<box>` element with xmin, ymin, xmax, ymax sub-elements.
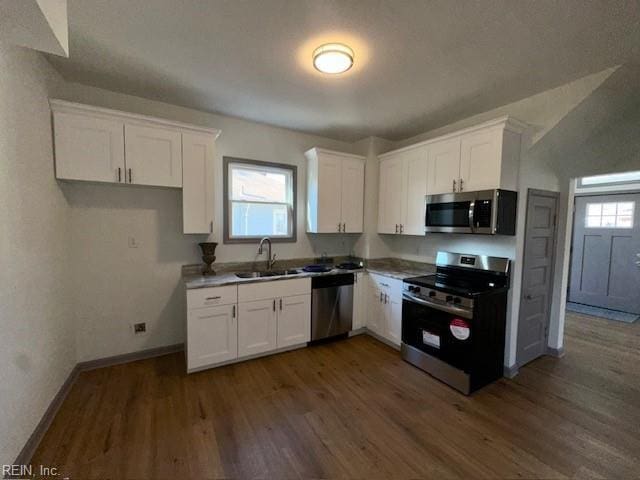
<box><xmin>183</xmin><ymin>257</ymin><xmax>436</xmax><ymax>290</ymax></box>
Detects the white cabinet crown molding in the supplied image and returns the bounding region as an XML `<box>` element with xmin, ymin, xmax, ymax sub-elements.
<box><xmin>304</xmin><ymin>147</ymin><xmax>365</xmax><ymax>161</ymax></box>
<box><xmin>50</xmin><ymin>99</ymin><xmax>221</xmax><ymax>138</ymax></box>
<box><xmin>378</xmin><ymin>116</ymin><xmax>527</xmax><ymax>160</ymax></box>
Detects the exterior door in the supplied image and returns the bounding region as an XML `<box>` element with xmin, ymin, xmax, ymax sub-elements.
<box><xmin>427</xmin><ymin>137</ymin><xmax>461</xmax><ymax>195</ymax></box>
<box><xmin>316</xmin><ymin>153</ymin><xmax>343</xmax><ymax>233</ymax></box>
<box><xmin>569</xmin><ymin>193</ymin><xmax>640</xmax><ymax>313</ymax></box>
<box><xmin>459</xmin><ymin>128</ymin><xmax>502</xmax><ymax>192</ymax></box>
<box><xmin>238</xmin><ymin>299</ymin><xmax>277</xmax><ymax>358</ymax></box>
<box><xmin>187</xmin><ymin>304</ymin><xmax>237</xmax><ymax>371</ymax></box>
<box><xmin>277</xmin><ymin>294</ymin><xmax>311</xmax><ymax>348</ymax></box>
<box><xmin>378</xmin><ymin>155</ymin><xmax>404</xmax><ymax>233</ymax></box>
<box><xmin>54</xmin><ymin>111</ymin><xmax>125</xmax><ymax>183</ymax></box>
<box><xmin>402</xmin><ymin>146</ymin><xmax>429</xmax><ymax>235</ymax></box>
<box><xmin>517</xmin><ymin>190</ymin><xmax>559</xmax><ymax>367</ymax></box>
<box><xmin>124</xmin><ymin>124</ymin><xmax>182</xmax><ymax>187</ymax></box>
<box><xmin>340</xmin><ymin>157</ymin><xmax>365</xmax><ymax>233</ymax></box>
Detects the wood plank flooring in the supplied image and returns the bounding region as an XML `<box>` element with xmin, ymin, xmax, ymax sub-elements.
<box><xmin>30</xmin><ymin>312</ymin><xmax>640</xmax><ymax>479</ymax></box>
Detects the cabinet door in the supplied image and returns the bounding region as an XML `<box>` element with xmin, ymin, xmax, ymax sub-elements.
<box><xmin>427</xmin><ymin>137</ymin><xmax>461</xmax><ymax>195</ymax></box>
<box><xmin>277</xmin><ymin>294</ymin><xmax>311</xmax><ymax>348</ymax></box>
<box><xmin>187</xmin><ymin>304</ymin><xmax>237</xmax><ymax>371</ymax></box>
<box><xmin>352</xmin><ymin>272</ymin><xmax>367</xmax><ymax>330</ymax></box>
<box><xmin>402</xmin><ymin>146</ymin><xmax>429</xmax><ymax>235</ymax></box>
<box><xmin>53</xmin><ymin>111</ymin><xmax>125</xmax><ymax>183</ymax></box>
<box><xmin>238</xmin><ymin>299</ymin><xmax>277</xmax><ymax>358</ymax></box>
<box><xmin>182</xmin><ymin>132</ymin><xmax>215</xmax><ymax>234</ymax></box>
<box><xmin>384</xmin><ymin>280</ymin><xmax>403</xmax><ymax>346</ymax></box>
<box><xmin>378</xmin><ymin>155</ymin><xmax>404</xmax><ymax>234</ymax></box>
<box><xmin>459</xmin><ymin>128</ymin><xmax>502</xmax><ymax>192</ymax></box>
<box><xmin>316</xmin><ymin>153</ymin><xmax>343</xmax><ymax>233</ymax></box>
<box><xmin>124</xmin><ymin>124</ymin><xmax>182</xmax><ymax>187</ymax></box>
<box><xmin>341</xmin><ymin>158</ymin><xmax>365</xmax><ymax>233</ymax></box>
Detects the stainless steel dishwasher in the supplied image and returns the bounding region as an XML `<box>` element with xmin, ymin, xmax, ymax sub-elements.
<box><xmin>311</xmin><ymin>273</ymin><xmax>354</xmax><ymax>341</ymax></box>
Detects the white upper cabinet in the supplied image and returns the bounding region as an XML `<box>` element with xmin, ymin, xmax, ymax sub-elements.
<box><xmin>341</xmin><ymin>157</ymin><xmax>366</xmax><ymax>233</ymax></box>
<box><xmin>124</xmin><ymin>124</ymin><xmax>182</xmax><ymax>187</ymax></box>
<box><xmin>378</xmin><ymin>145</ymin><xmax>429</xmax><ymax>235</ymax></box>
<box><xmin>378</xmin><ymin>117</ymin><xmax>526</xmax><ymax>234</ymax></box>
<box><xmin>53</xmin><ymin>110</ymin><xmax>125</xmax><ymax>183</ymax></box>
<box><xmin>427</xmin><ymin>137</ymin><xmax>462</xmax><ymax>195</ymax></box>
<box><xmin>378</xmin><ymin>153</ymin><xmax>405</xmax><ymax>234</ymax></box>
<box><xmin>182</xmin><ymin>132</ymin><xmax>216</xmax><ymax>234</ymax></box>
<box><xmin>306</xmin><ymin>148</ymin><xmax>365</xmax><ymax>234</ymax></box>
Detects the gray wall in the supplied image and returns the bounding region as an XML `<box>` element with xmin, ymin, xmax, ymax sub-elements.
<box><xmin>0</xmin><ymin>44</ymin><xmax>75</xmax><ymax>466</ymax></box>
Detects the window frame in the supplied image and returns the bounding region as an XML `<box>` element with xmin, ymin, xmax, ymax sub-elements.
<box><xmin>577</xmin><ymin>171</ymin><xmax>640</xmax><ymax>189</ymax></box>
<box><xmin>223</xmin><ymin>156</ymin><xmax>297</xmax><ymax>244</ymax></box>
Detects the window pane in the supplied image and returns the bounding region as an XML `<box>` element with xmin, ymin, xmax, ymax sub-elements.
<box><xmin>601</xmin><ymin>216</ymin><xmax>616</xmax><ymax>227</ymax></box>
<box><xmin>586</xmin><ymin>216</ymin><xmax>601</xmax><ymax>228</ymax></box>
<box><xmin>587</xmin><ymin>203</ymin><xmax>602</xmax><ymax>216</ymax></box>
<box><xmin>581</xmin><ymin>170</ymin><xmax>640</xmax><ymax>186</ymax></box>
<box><xmin>617</xmin><ymin>202</ymin><xmax>634</xmax><ymax>216</ymax></box>
<box><xmin>231</xmin><ymin>202</ymin><xmax>290</xmax><ymax>237</ymax></box>
<box><xmin>231</xmin><ymin>165</ymin><xmax>289</xmax><ymax>202</ymax></box>
<box><xmin>602</xmin><ymin>203</ymin><xmax>617</xmax><ymax>216</ymax></box>
<box><xmin>616</xmin><ymin>216</ymin><xmax>633</xmax><ymax>228</ymax></box>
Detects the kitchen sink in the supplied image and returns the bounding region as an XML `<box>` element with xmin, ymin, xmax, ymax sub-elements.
<box><xmin>235</xmin><ymin>269</ymin><xmax>301</xmax><ymax>279</ymax></box>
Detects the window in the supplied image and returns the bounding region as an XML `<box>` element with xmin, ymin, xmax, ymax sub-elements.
<box><xmin>223</xmin><ymin>157</ymin><xmax>296</xmax><ymax>243</ymax></box>
<box><xmin>585</xmin><ymin>202</ymin><xmax>634</xmax><ymax>228</ymax></box>
<box><xmin>578</xmin><ymin>170</ymin><xmax>640</xmax><ymax>188</ymax></box>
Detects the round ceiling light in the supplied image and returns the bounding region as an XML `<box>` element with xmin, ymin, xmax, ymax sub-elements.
<box><xmin>312</xmin><ymin>43</ymin><xmax>354</xmax><ymax>74</ymax></box>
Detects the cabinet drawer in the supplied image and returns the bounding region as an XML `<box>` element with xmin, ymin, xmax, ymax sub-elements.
<box><xmin>238</xmin><ymin>277</ymin><xmax>311</xmax><ymax>303</ymax></box>
<box><xmin>187</xmin><ymin>285</ymin><xmax>238</xmax><ymax>310</ymax></box>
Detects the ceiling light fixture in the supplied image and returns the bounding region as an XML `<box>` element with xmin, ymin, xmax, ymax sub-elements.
<box><xmin>312</xmin><ymin>43</ymin><xmax>354</xmax><ymax>74</ymax></box>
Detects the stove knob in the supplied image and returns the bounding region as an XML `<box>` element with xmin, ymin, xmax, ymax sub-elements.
<box><xmin>413</xmin><ymin>287</ymin><xmax>421</xmax><ymax>294</ymax></box>
<box><xmin>407</xmin><ymin>286</ymin><xmax>415</xmax><ymax>293</ymax></box>
<box><xmin>446</xmin><ymin>295</ymin><xmax>453</xmax><ymax>303</ymax></box>
<box><xmin>428</xmin><ymin>291</ymin><xmax>437</xmax><ymax>298</ymax></box>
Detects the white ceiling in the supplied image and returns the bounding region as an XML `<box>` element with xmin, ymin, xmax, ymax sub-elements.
<box><xmin>47</xmin><ymin>0</ymin><xmax>640</xmax><ymax>142</ymax></box>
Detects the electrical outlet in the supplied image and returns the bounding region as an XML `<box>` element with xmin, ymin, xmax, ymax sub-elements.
<box><xmin>133</xmin><ymin>322</ymin><xmax>146</xmax><ymax>334</ymax></box>
<box><xmin>128</xmin><ymin>236</ymin><xmax>139</xmax><ymax>248</ymax></box>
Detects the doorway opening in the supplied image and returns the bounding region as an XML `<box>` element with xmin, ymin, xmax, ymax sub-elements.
<box><xmin>567</xmin><ymin>171</ymin><xmax>640</xmax><ymax>324</ymax></box>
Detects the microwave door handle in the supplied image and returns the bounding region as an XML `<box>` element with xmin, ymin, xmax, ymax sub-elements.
<box><xmin>468</xmin><ymin>201</ymin><xmax>476</xmax><ymax>233</ymax></box>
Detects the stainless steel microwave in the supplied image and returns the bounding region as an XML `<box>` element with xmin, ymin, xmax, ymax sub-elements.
<box><xmin>425</xmin><ymin>189</ymin><xmax>517</xmax><ymax>235</ymax></box>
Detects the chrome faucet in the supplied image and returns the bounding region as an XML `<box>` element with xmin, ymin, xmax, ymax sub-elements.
<box><xmin>258</xmin><ymin>237</ymin><xmax>277</xmax><ymax>270</ymax></box>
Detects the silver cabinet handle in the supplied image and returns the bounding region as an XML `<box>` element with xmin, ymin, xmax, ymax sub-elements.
<box><xmin>128</xmin><ymin>168</ymin><xmax>132</xmax><ymax>183</ymax></box>
<box><xmin>453</xmin><ymin>179</ymin><xmax>457</xmax><ymax>192</ymax></box>
<box><xmin>232</xmin><ymin>305</ymin><xmax>236</xmax><ymax>318</ymax></box>
<box><xmin>273</xmin><ymin>299</ymin><xmax>276</xmax><ymax>312</ymax></box>
<box><xmin>337</xmin><ymin>223</ymin><xmax>341</xmax><ymax>232</ymax></box>
<box><xmin>379</xmin><ymin>292</ymin><xmax>383</xmax><ymax>303</ymax></box>
<box><xmin>117</xmin><ymin>167</ymin><xmax>122</xmax><ymax>182</ymax></box>
<box><xmin>524</xmin><ymin>294</ymin><xmax>533</xmax><ymax>300</ymax></box>
<box><xmin>395</xmin><ymin>224</ymin><xmax>399</xmax><ymax>234</ymax></box>
<box><xmin>459</xmin><ymin>178</ymin><xmax>464</xmax><ymax>191</ymax></box>
<box><xmin>279</xmin><ymin>298</ymin><xmax>283</xmax><ymax>311</ymax></box>
<box><xmin>210</xmin><ymin>221</ymin><xmax>213</xmax><ymax>233</ymax></box>
<box><xmin>400</xmin><ymin>224</ymin><xmax>404</xmax><ymax>234</ymax></box>
<box><xmin>206</xmin><ymin>296</ymin><xmax>221</xmax><ymax>301</ymax></box>
<box><xmin>384</xmin><ymin>293</ymin><xmax>388</xmax><ymax>304</ymax></box>
<box><xmin>342</xmin><ymin>223</ymin><xmax>346</xmax><ymax>232</ymax></box>
<box><xmin>380</xmin><ymin>282</ymin><xmax>389</xmax><ymax>287</ymax></box>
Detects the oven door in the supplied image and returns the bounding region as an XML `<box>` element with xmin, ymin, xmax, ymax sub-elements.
<box><xmin>401</xmin><ymin>294</ymin><xmax>473</xmax><ymax>372</ymax></box>
<box><xmin>425</xmin><ymin>192</ymin><xmax>476</xmax><ymax>233</ymax></box>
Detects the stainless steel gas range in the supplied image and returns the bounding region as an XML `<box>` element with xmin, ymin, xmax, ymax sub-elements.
<box><xmin>401</xmin><ymin>251</ymin><xmax>511</xmax><ymax>395</ymax></box>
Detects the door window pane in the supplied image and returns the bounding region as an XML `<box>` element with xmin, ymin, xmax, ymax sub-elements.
<box><xmin>585</xmin><ymin>202</ymin><xmax>634</xmax><ymax>229</ymax></box>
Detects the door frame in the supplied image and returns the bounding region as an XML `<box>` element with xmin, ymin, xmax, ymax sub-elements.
<box><xmin>516</xmin><ymin>188</ymin><xmax>560</xmax><ymax>368</ymax></box>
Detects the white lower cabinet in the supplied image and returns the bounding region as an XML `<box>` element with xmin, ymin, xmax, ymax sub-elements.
<box><xmin>186</xmin><ymin>285</ymin><xmax>238</xmax><ymax>372</ymax></box>
<box><xmin>277</xmin><ymin>294</ymin><xmax>312</xmax><ymax>348</ymax></box>
<box><xmin>238</xmin><ymin>299</ymin><xmax>278</xmax><ymax>358</ymax></box>
<box><xmin>352</xmin><ymin>272</ymin><xmax>367</xmax><ymax>330</ymax></box>
<box><xmin>366</xmin><ymin>273</ymin><xmax>403</xmax><ymax>347</ymax></box>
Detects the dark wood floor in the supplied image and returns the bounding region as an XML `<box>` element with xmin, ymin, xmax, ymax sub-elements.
<box><xmin>31</xmin><ymin>312</ymin><xmax>640</xmax><ymax>479</ymax></box>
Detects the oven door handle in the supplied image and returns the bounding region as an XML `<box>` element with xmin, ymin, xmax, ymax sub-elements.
<box><xmin>468</xmin><ymin>200</ymin><xmax>476</xmax><ymax>233</ymax></box>
<box><xmin>402</xmin><ymin>293</ymin><xmax>473</xmax><ymax>319</ymax></box>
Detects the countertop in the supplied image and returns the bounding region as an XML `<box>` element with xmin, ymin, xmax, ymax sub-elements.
<box><xmin>183</xmin><ymin>257</ymin><xmax>436</xmax><ymax>290</ymax></box>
